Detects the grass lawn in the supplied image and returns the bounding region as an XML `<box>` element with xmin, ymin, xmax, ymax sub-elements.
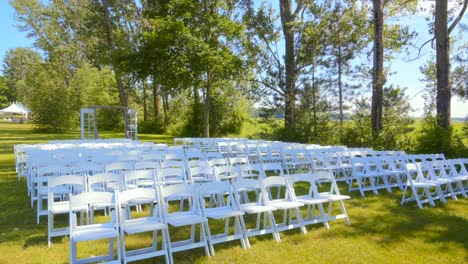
<box><xmin>0</xmin><ymin>121</ymin><xmax>467</xmax><ymax>263</ymax></box>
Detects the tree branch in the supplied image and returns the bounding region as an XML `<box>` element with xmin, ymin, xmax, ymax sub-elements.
<box><xmin>406</xmin><ymin>37</ymin><xmax>435</xmax><ymax>62</ymax></box>
<box><xmin>448</xmin><ymin>0</ymin><xmax>468</xmax><ymax>35</ymax></box>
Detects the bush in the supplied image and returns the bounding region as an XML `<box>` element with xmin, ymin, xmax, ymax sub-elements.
<box><xmin>413</xmin><ymin>115</ymin><xmax>468</xmax><ymax>158</ymax></box>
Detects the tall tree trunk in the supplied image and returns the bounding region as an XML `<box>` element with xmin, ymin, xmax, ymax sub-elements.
<box><xmin>204</xmin><ymin>72</ymin><xmax>211</xmax><ymax>138</ymax></box>
<box><xmin>101</xmin><ymin>0</ymin><xmax>128</xmax><ymax>107</ymax></box>
<box><xmin>143</xmin><ymin>80</ymin><xmax>148</xmax><ymax>121</ymax></box>
<box><xmin>152</xmin><ymin>76</ymin><xmax>160</xmax><ymax>121</ymax></box>
<box><xmin>338</xmin><ymin>46</ymin><xmax>343</xmax><ymax>127</ymax></box>
<box><xmin>280</xmin><ymin>0</ymin><xmax>297</xmax><ymax>129</ymax></box>
<box><xmin>435</xmin><ymin>0</ymin><xmax>451</xmax><ymax>129</ymax></box>
<box><xmin>162</xmin><ymin>92</ymin><xmax>168</xmax><ymax>126</ymax></box>
<box><xmin>371</xmin><ymin>0</ymin><xmax>384</xmax><ymax>133</ymax></box>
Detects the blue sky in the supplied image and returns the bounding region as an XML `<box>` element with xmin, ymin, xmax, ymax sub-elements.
<box><xmin>0</xmin><ymin>1</ymin><xmax>466</xmax><ymax>117</ymax></box>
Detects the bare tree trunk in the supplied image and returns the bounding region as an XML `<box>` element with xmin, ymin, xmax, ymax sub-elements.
<box><xmin>338</xmin><ymin>46</ymin><xmax>343</xmax><ymax>127</ymax></box>
<box><xmin>280</xmin><ymin>0</ymin><xmax>297</xmax><ymax>129</ymax></box>
<box><xmin>162</xmin><ymin>92</ymin><xmax>168</xmax><ymax>126</ymax></box>
<box><xmin>435</xmin><ymin>0</ymin><xmax>451</xmax><ymax>129</ymax></box>
<box><xmin>101</xmin><ymin>0</ymin><xmax>128</xmax><ymax>107</ymax></box>
<box><xmin>371</xmin><ymin>0</ymin><xmax>384</xmax><ymax>133</ymax></box>
<box><xmin>204</xmin><ymin>72</ymin><xmax>211</xmax><ymax>138</ymax></box>
<box><xmin>143</xmin><ymin>80</ymin><xmax>148</xmax><ymax>121</ymax></box>
<box><xmin>152</xmin><ymin>76</ymin><xmax>160</xmax><ymax>120</ymax></box>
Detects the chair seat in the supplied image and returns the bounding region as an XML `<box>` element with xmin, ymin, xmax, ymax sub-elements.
<box><xmin>122</xmin><ymin>218</ymin><xmax>166</xmax><ymax>234</ymax></box>
<box><xmin>317</xmin><ymin>193</ymin><xmax>351</xmax><ymax>201</ymax></box>
<box><xmin>240</xmin><ymin>203</ymin><xmax>277</xmax><ymax>214</ymax></box>
<box><xmin>296</xmin><ymin>195</ymin><xmax>329</xmax><ymax>204</ymax></box>
<box><xmin>204</xmin><ymin>207</ymin><xmax>244</xmax><ymax>219</ymax></box>
<box><xmin>167</xmin><ymin>212</ymin><xmax>207</xmax><ymax>226</ymax></box>
<box><xmin>410</xmin><ymin>181</ymin><xmax>435</xmax><ymax>188</ymax></box>
<box><xmin>51</xmin><ymin>202</ymin><xmax>87</xmax><ymax>213</ymax></box>
<box><xmin>269</xmin><ymin>200</ymin><xmax>304</xmax><ymax>210</ymax></box>
<box><xmin>72</xmin><ymin>223</ymin><xmax>118</xmax><ymax>242</ymax></box>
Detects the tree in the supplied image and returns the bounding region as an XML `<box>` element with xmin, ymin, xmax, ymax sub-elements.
<box><xmin>434</xmin><ymin>0</ymin><xmax>467</xmax><ymax>129</ymax></box>
<box><xmin>370</xmin><ymin>0</ymin><xmax>418</xmax><ymax>134</ymax></box>
<box><xmin>2</xmin><ymin>47</ymin><xmax>43</xmax><ymax>103</ymax></box>
<box><xmin>0</xmin><ymin>76</ymin><xmax>10</xmax><ymax>108</ymax></box>
<box><xmin>371</xmin><ymin>0</ymin><xmax>384</xmax><ymax>134</ymax></box>
<box><xmin>322</xmin><ymin>1</ymin><xmax>369</xmax><ymax>127</ymax></box>
<box><xmin>279</xmin><ymin>0</ymin><xmax>305</xmax><ymax>129</ymax></box>
<box><xmin>99</xmin><ymin>0</ymin><xmax>128</xmax><ymax>107</ymax></box>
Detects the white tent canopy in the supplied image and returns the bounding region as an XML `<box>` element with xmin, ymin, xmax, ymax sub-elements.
<box><xmin>0</xmin><ymin>102</ymin><xmax>31</xmax><ymax>116</ymax></box>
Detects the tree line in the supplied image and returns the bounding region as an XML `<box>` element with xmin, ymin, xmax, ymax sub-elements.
<box><xmin>0</xmin><ymin>0</ymin><xmax>467</xmax><ymax>155</ymax></box>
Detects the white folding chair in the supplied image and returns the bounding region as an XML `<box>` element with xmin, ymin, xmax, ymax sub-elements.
<box><xmin>401</xmin><ymin>163</ymin><xmax>445</xmax><ymax>209</ymax></box>
<box><xmin>198</xmin><ymin>181</ymin><xmax>250</xmax><ymax>256</ymax></box>
<box><xmin>313</xmin><ymin>170</ymin><xmax>350</xmax><ymax>225</ymax></box>
<box><xmin>69</xmin><ymin>192</ymin><xmax>121</xmax><ymax>264</ymax></box>
<box><xmin>232</xmin><ymin>178</ymin><xmax>280</xmax><ymax>242</ymax></box>
<box><xmin>35</xmin><ymin>164</ymin><xmax>69</xmax><ymax>223</ymax></box>
<box><xmin>159</xmin><ymin>184</ymin><xmax>211</xmax><ymax>256</ymax></box>
<box><xmin>288</xmin><ymin>173</ymin><xmax>330</xmax><ymax>229</ymax></box>
<box><xmin>116</xmin><ymin>188</ymin><xmax>173</xmax><ymax>264</ymax></box>
<box><xmin>262</xmin><ymin>176</ymin><xmax>306</xmax><ymax>235</ymax></box>
<box><xmin>47</xmin><ymin>175</ymin><xmax>86</xmax><ymax>247</ymax></box>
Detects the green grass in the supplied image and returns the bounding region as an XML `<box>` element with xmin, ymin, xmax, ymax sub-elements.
<box><xmin>0</xmin><ymin>121</ymin><xmax>467</xmax><ymax>263</ymax></box>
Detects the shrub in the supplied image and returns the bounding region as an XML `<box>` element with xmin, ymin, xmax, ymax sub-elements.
<box><xmin>413</xmin><ymin>115</ymin><xmax>468</xmax><ymax>158</ymax></box>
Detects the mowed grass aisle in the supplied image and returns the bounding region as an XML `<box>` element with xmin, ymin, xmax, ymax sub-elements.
<box><xmin>0</xmin><ymin>121</ymin><xmax>466</xmax><ymax>263</ymax></box>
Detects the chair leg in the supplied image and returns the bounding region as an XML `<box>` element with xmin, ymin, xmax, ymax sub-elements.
<box><xmin>339</xmin><ymin>200</ymin><xmax>350</xmax><ymax>225</ymax></box>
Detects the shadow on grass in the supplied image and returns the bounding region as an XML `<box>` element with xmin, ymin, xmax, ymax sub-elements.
<box><xmin>23</xmin><ymin>234</ymin><xmax>48</xmax><ymax>248</ymax></box>
<box><xmin>319</xmin><ymin>185</ymin><xmax>468</xmax><ymax>251</ymax></box>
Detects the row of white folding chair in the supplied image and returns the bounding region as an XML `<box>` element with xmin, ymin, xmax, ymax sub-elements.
<box><xmin>401</xmin><ymin>162</ymin><xmax>452</xmax><ymax>209</ymax></box>
<box><xmin>348</xmin><ymin>157</ymin><xmax>400</xmax><ymax>197</ymax></box>
<box><xmin>71</xmin><ymin>172</ymin><xmax>350</xmax><ymax>262</ymax></box>
<box><xmin>44</xmin><ymin>167</ymin><xmax>157</xmax><ymax>223</ymax></box>
<box><xmin>308</xmin><ymin>153</ymin><xmax>353</xmax><ymax>182</ymax></box>
<box><xmin>47</xmin><ymin>170</ymin><xmax>159</xmax><ymax>245</ymax></box>
<box><xmin>405</xmin><ymin>154</ymin><xmax>446</xmax><ymax>164</ymax></box>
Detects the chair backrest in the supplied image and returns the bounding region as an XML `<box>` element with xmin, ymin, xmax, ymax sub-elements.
<box><xmin>288</xmin><ymin>173</ymin><xmax>316</xmax><ymax>198</ymax></box>
<box><xmin>141</xmin><ymin>151</ymin><xmax>165</xmax><ymax>163</ymax></box>
<box><xmin>71</xmin><ymin>162</ymin><xmax>104</xmax><ymax>176</ymax></box>
<box><xmin>69</xmin><ymin>192</ymin><xmax>116</xmax><ymax>230</ymax></box>
<box><xmin>239</xmin><ymin>163</ymin><xmax>262</xmax><ymax>179</ymax></box>
<box><xmin>134</xmin><ymin>161</ymin><xmax>159</xmax><ymax>171</ymax></box>
<box><xmin>198</xmin><ymin>181</ymin><xmax>236</xmax><ymax>207</ymax></box>
<box><xmin>117</xmin><ymin>188</ymin><xmax>160</xmax><ymax>220</ymax></box>
<box><xmin>123</xmin><ymin>170</ymin><xmax>155</xmax><ymax>189</ymax></box>
<box><xmin>205</xmin><ymin>151</ymin><xmax>223</xmax><ymax>160</ymax></box>
<box><xmin>157</xmin><ymin>167</ymin><xmax>187</xmax><ymax>185</ymax></box>
<box><xmin>262</xmin><ymin>176</ymin><xmax>295</xmax><ymax>201</ymax></box>
<box><xmin>208</xmin><ymin>158</ymin><xmax>228</xmax><ymax>167</ymax></box>
<box><xmin>188</xmin><ymin>166</ymin><xmax>215</xmax><ymax>183</ymax></box>
<box><xmin>165</xmin><ymin>152</ymin><xmax>185</xmax><ymax>162</ymax></box>
<box><xmin>48</xmin><ymin>175</ymin><xmax>85</xmax><ymax>195</ymax></box>
<box><xmin>105</xmin><ymin>162</ymin><xmax>134</xmax><ymax>174</ymax></box>
<box><xmin>213</xmin><ymin>165</ymin><xmax>237</xmax><ymax>181</ymax></box>
<box><xmin>262</xmin><ymin>163</ymin><xmax>284</xmax><ymax>178</ymax></box>
<box><xmin>229</xmin><ymin>156</ymin><xmax>249</xmax><ymax>166</ymax></box>
<box><xmin>160</xmin><ymin>160</ymin><xmax>186</xmax><ymax>170</ymax></box>
<box><xmin>159</xmin><ymin>183</ymin><xmax>202</xmax><ymax>214</ymax></box>
<box><xmin>314</xmin><ymin>170</ymin><xmax>342</xmax><ymax>195</ymax></box>
<box><xmin>70</xmin><ymin>191</ymin><xmax>115</xmax><ymax>210</ymax></box>
<box><xmin>187</xmin><ymin>159</ymin><xmax>209</xmax><ymax>169</ymax></box>
<box><xmin>185</xmin><ymin>149</ymin><xmax>206</xmax><ymax>161</ymax></box>
<box><xmin>118</xmin><ymin>187</ymin><xmax>157</xmax><ymax>204</ymax></box>
<box><xmin>88</xmin><ymin>172</ymin><xmax>123</xmax><ymax>192</ymax></box>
